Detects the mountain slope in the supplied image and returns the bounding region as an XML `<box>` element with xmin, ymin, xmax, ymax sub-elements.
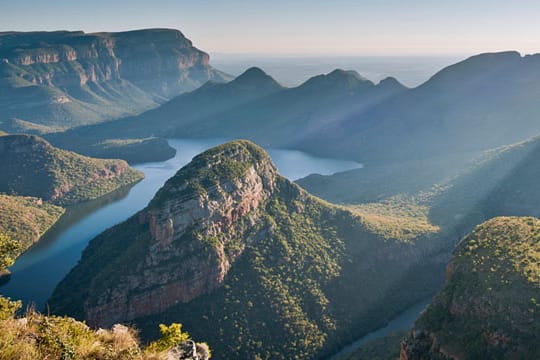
<box><xmin>401</xmin><ymin>217</ymin><xmax>540</xmax><ymax>359</ymax></box>
<box><xmin>57</xmin><ymin>68</ymin><xmax>406</xmax><ymax>149</ymax></box>
<box><xmin>298</xmin><ymin>51</ymin><xmax>540</xmax><ymax>161</ymax></box>
<box><xmin>49</xmin><ymin>140</ymin><xmax>442</xmax><ymax>359</ymax></box>
<box><xmin>59</xmin><ymin>67</ymin><xmax>285</xmax><ymax>139</ymax></box>
<box><xmin>0</xmin><ymin>134</ymin><xmax>143</xmax><ymax>205</ymax></box>
<box><xmin>0</xmin><ymin>29</ymin><xmax>229</xmax><ymax>128</ymax></box>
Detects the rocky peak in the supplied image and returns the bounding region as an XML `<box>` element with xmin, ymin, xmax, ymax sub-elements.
<box><xmin>301</xmin><ymin>68</ymin><xmax>373</xmax><ymax>91</ymax></box>
<box><xmin>80</xmin><ymin>140</ymin><xmax>279</xmax><ymax>327</ymax></box>
<box><xmin>377</xmin><ymin>76</ymin><xmax>407</xmax><ymax>91</ymax></box>
<box><xmin>230</xmin><ymin>67</ymin><xmax>283</xmax><ymax>90</ymax></box>
<box><xmin>401</xmin><ymin>217</ymin><xmax>540</xmax><ymax>359</ymax></box>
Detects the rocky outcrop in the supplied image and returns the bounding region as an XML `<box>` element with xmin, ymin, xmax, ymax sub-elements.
<box><xmin>166</xmin><ymin>341</ymin><xmax>211</xmax><ymax>360</ymax></box>
<box><xmin>401</xmin><ymin>217</ymin><xmax>540</xmax><ymax>360</ymax></box>
<box><xmin>0</xmin><ymin>29</ymin><xmax>230</xmax><ymax>127</ymax></box>
<box><xmin>77</xmin><ymin>141</ymin><xmax>278</xmax><ymax>327</ymax></box>
<box><xmin>49</xmin><ymin>140</ymin><xmax>443</xmax><ymax>359</ymax></box>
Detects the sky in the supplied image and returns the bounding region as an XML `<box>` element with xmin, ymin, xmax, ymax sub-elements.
<box><xmin>1</xmin><ymin>0</ymin><xmax>540</xmax><ymax>56</ymax></box>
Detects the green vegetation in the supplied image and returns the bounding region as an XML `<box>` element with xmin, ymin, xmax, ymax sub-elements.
<box><xmin>0</xmin><ymin>134</ymin><xmax>143</xmax><ymax>272</ymax></box>
<box><xmin>45</xmin><ymin>134</ymin><xmax>177</xmax><ymax>164</ymax></box>
<box><xmin>350</xmin><ymin>196</ymin><xmax>440</xmax><ymax>242</ymax></box>
<box><xmin>0</xmin><ymin>295</ymin><xmax>209</xmax><ymax>360</ymax></box>
<box><xmin>149</xmin><ymin>140</ymin><xmax>269</xmax><ymax>207</ymax></box>
<box><xmin>410</xmin><ymin>217</ymin><xmax>540</xmax><ymax>359</ymax></box>
<box><xmin>0</xmin><ymin>194</ymin><xmax>64</xmax><ymax>256</ymax></box>
<box><xmin>49</xmin><ymin>140</ymin><xmax>444</xmax><ymax>359</ymax></box>
<box><xmin>0</xmin><ymin>234</ymin><xmax>22</xmax><ymax>271</ymax></box>
<box><xmin>0</xmin><ymin>134</ymin><xmax>143</xmax><ymax>205</ymax></box>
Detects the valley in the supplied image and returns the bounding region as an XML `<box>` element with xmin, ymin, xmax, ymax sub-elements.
<box><xmin>1</xmin><ymin>15</ymin><xmax>540</xmax><ymax>359</ymax></box>
<box><xmin>0</xmin><ymin>139</ymin><xmax>363</xmax><ymax>310</ymax></box>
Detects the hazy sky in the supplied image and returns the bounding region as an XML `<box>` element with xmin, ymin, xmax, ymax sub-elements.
<box><xmin>2</xmin><ymin>0</ymin><xmax>540</xmax><ymax>56</ymax></box>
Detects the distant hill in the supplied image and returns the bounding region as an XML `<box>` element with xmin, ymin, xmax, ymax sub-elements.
<box><xmin>56</xmin><ymin>67</ymin><xmax>406</xmax><ymax>149</ymax></box>
<box><xmin>402</xmin><ymin>217</ymin><xmax>540</xmax><ymax>359</ymax></box>
<box><xmin>297</xmin><ymin>51</ymin><xmax>540</xmax><ymax>162</ymax></box>
<box><xmin>55</xmin><ymin>51</ymin><xmax>540</xmax><ymax>165</ymax></box>
<box><xmin>0</xmin><ymin>29</ymin><xmax>230</xmax><ymax>129</ymax></box>
<box><xmin>50</xmin><ymin>140</ymin><xmax>442</xmax><ymax>359</ymax></box>
<box><xmin>0</xmin><ymin>134</ymin><xmax>143</xmax><ymax>205</ymax></box>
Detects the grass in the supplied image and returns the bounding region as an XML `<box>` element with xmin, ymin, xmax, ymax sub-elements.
<box><xmin>349</xmin><ymin>195</ymin><xmax>440</xmax><ymax>242</ymax></box>
<box><xmin>0</xmin><ymin>296</ymin><xmax>210</xmax><ymax>360</ymax></box>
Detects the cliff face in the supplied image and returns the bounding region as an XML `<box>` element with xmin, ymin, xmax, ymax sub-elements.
<box><xmin>401</xmin><ymin>217</ymin><xmax>540</xmax><ymax>360</ymax></box>
<box><xmin>0</xmin><ymin>29</ymin><xmax>229</xmax><ymax>127</ymax></box>
<box><xmin>0</xmin><ymin>134</ymin><xmax>143</xmax><ymax>205</ymax></box>
<box><xmin>85</xmin><ymin>142</ymin><xmax>278</xmax><ymax>326</ymax></box>
<box><xmin>50</xmin><ymin>140</ymin><xmax>444</xmax><ymax>359</ymax></box>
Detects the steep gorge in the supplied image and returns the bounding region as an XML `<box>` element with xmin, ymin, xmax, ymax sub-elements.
<box><xmin>49</xmin><ymin>140</ymin><xmax>446</xmax><ymax>359</ymax></box>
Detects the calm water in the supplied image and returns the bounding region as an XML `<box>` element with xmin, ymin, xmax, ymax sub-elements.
<box><xmin>0</xmin><ymin>138</ymin><xmax>361</xmax><ymax>309</ymax></box>
<box><xmin>329</xmin><ymin>299</ymin><xmax>432</xmax><ymax>359</ymax></box>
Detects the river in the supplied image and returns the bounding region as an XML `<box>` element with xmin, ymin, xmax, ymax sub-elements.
<box><xmin>0</xmin><ymin>138</ymin><xmax>361</xmax><ymax>309</ymax></box>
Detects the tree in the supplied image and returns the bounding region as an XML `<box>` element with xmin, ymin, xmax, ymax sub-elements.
<box><xmin>0</xmin><ymin>233</ymin><xmax>22</xmax><ymax>271</ymax></box>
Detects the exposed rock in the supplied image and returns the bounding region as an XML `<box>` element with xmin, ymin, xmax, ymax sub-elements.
<box><xmin>49</xmin><ymin>140</ymin><xmax>442</xmax><ymax>359</ymax></box>
<box><xmin>83</xmin><ymin>141</ymin><xmax>278</xmax><ymax>326</ymax></box>
<box><xmin>0</xmin><ymin>29</ymin><xmax>230</xmax><ymax>127</ymax></box>
<box><xmin>166</xmin><ymin>340</ymin><xmax>210</xmax><ymax>360</ymax></box>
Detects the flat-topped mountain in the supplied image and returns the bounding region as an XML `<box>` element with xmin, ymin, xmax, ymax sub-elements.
<box><xmin>0</xmin><ymin>134</ymin><xmax>143</xmax><ymax>205</ymax></box>
<box><xmin>0</xmin><ymin>29</ymin><xmax>229</xmax><ymax>129</ymax></box>
<box><xmin>401</xmin><ymin>217</ymin><xmax>540</xmax><ymax>359</ymax></box>
<box><xmin>49</xmin><ymin>140</ymin><xmax>441</xmax><ymax>359</ymax></box>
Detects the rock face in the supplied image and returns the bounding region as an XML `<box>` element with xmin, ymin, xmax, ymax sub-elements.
<box><xmin>84</xmin><ymin>141</ymin><xmax>278</xmax><ymax>326</ymax></box>
<box><xmin>0</xmin><ymin>134</ymin><xmax>143</xmax><ymax>205</ymax></box>
<box><xmin>0</xmin><ymin>29</ymin><xmax>229</xmax><ymax>127</ymax></box>
<box><xmin>401</xmin><ymin>217</ymin><xmax>540</xmax><ymax>360</ymax></box>
<box><xmin>49</xmin><ymin>140</ymin><xmax>442</xmax><ymax>359</ymax></box>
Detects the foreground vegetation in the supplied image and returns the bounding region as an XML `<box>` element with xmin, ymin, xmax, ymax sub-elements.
<box><xmin>0</xmin><ymin>296</ymin><xmax>210</xmax><ymax>360</ymax></box>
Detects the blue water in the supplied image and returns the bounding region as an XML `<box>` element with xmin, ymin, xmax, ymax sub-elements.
<box><xmin>0</xmin><ymin>138</ymin><xmax>361</xmax><ymax>309</ymax></box>
<box><xmin>329</xmin><ymin>299</ymin><xmax>432</xmax><ymax>359</ymax></box>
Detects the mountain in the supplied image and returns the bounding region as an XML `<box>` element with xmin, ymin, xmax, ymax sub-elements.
<box><xmin>51</xmin><ymin>51</ymin><xmax>540</xmax><ymax>164</ymax></box>
<box><xmin>54</xmin><ymin>67</ymin><xmax>406</xmax><ymax>149</ymax></box>
<box><xmin>297</xmin><ymin>51</ymin><xmax>540</xmax><ymax>162</ymax></box>
<box><xmin>401</xmin><ymin>217</ymin><xmax>540</xmax><ymax>359</ymax></box>
<box><xmin>428</xmin><ymin>134</ymin><xmax>540</xmax><ymax>235</ymax></box>
<box><xmin>54</xmin><ymin>67</ymin><xmax>284</xmax><ymax>140</ymax></box>
<box><xmin>49</xmin><ymin>140</ymin><xmax>443</xmax><ymax>359</ymax></box>
<box><xmin>0</xmin><ymin>134</ymin><xmax>143</xmax><ymax>205</ymax></box>
<box><xmin>0</xmin><ymin>29</ymin><xmax>229</xmax><ymax>129</ymax></box>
